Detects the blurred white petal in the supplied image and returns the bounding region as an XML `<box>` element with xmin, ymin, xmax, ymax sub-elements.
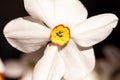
<box><xmin>33</xmin><ymin>44</ymin><xmax>65</xmax><ymax>80</ymax></box>
<box><xmin>4</xmin><ymin>16</ymin><xmax>50</xmax><ymax>53</ymax></box>
<box><xmin>59</xmin><ymin>40</ymin><xmax>95</xmax><ymax>80</ymax></box>
<box><xmin>5</xmin><ymin>59</ymin><xmax>24</xmax><ymax>79</ymax></box>
<box><xmin>72</xmin><ymin>14</ymin><xmax>118</xmax><ymax>47</ymax></box>
<box><xmin>0</xmin><ymin>59</ymin><xmax>5</xmax><ymax>73</ymax></box>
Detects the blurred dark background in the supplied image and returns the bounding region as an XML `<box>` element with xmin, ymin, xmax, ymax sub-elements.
<box><xmin>0</xmin><ymin>0</ymin><xmax>120</xmax><ymax>60</ymax></box>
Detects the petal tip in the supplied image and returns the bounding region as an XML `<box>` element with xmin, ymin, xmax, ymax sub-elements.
<box><xmin>104</xmin><ymin>13</ymin><xmax>119</xmax><ymax>28</ymax></box>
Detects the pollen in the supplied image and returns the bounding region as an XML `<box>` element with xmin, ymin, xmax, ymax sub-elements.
<box><xmin>50</xmin><ymin>24</ymin><xmax>70</xmax><ymax>46</ymax></box>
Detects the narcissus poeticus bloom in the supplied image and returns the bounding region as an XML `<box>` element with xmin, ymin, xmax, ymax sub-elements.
<box><xmin>4</xmin><ymin>0</ymin><xmax>118</xmax><ymax>80</ymax></box>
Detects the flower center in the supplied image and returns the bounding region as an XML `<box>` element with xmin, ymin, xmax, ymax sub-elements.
<box><xmin>50</xmin><ymin>24</ymin><xmax>70</xmax><ymax>46</ymax></box>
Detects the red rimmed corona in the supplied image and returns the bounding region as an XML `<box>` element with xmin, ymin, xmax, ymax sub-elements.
<box><xmin>50</xmin><ymin>24</ymin><xmax>71</xmax><ymax>46</ymax></box>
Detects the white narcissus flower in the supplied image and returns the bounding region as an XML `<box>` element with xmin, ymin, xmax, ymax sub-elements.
<box><xmin>4</xmin><ymin>0</ymin><xmax>118</xmax><ymax>80</ymax></box>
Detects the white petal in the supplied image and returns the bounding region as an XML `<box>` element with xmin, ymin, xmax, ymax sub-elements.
<box><xmin>24</xmin><ymin>0</ymin><xmax>58</xmax><ymax>28</ymax></box>
<box><xmin>4</xmin><ymin>17</ymin><xmax>50</xmax><ymax>53</ymax></box>
<box><xmin>24</xmin><ymin>0</ymin><xmax>87</xmax><ymax>29</ymax></box>
<box><xmin>59</xmin><ymin>40</ymin><xmax>95</xmax><ymax>80</ymax></box>
<box><xmin>33</xmin><ymin>44</ymin><xmax>65</xmax><ymax>80</ymax></box>
<box><xmin>72</xmin><ymin>14</ymin><xmax>118</xmax><ymax>47</ymax></box>
<box><xmin>55</xmin><ymin>0</ymin><xmax>88</xmax><ymax>28</ymax></box>
<box><xmin>0</xmin><ymin>59</ymin><xmax>5</xmax><ymax>73</ymax></box>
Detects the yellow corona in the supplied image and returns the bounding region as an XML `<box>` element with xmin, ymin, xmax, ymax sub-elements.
<box><xmin>50</xmin><ymin>24</ymin><xmax>70</xmax><ymax>46</ymax></box>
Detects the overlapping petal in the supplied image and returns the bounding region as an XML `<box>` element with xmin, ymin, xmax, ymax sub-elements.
<box><xmin>72</xmin><ymin>14</ymin><xmax>118</xmax><ymax>47</ymax></box>
<box><xmin>24</xmin><ymin>0</ymin><xmax>57</xmax><ymax>28</ymax></box>
<box><xmin>33</xmin><ymin>44</ymin><xmax>65</xmax><ymax>80</ymax></box>
<box><xmin>24</xmin><ymin>0</ymin><xmax>87</xmax><ymax>29</ymax></box>
<box><xmin>59</xmin><ymin>40</ymin><xmax>95</xmax><ymax>80</ymax></box>
<box><xmin>4</xmin><ymin>17</ymin><xmax>50</xmax><ymax>53</ymax></box>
